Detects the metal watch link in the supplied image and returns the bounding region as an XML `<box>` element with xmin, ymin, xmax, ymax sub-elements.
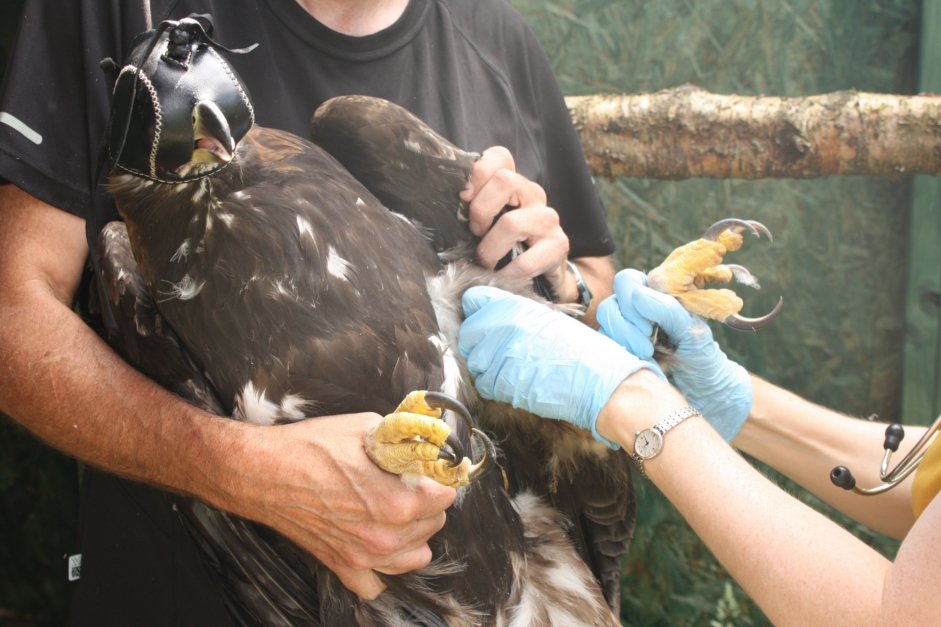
<box><xmin>564</xmin><ymin>260</ymin><xmax>592</xmax><ymax>308</ymax></box>
<box><xmin>631</xmin><ymin>405</ymin><xmax>701</xmax><ymax>477</ymax></box>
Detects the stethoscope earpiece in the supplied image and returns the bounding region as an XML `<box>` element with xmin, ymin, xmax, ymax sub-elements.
<box><xmin>830</xmin><ymin>417</ymin><xmax>941</xmax><ymax>496</ymax></box>
<box><xmin>829</xmin><ymin>465</ymin><xmax>856</xmax><ymax>491</ymax></box>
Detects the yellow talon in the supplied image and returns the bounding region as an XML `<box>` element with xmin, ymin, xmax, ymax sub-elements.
<box><xmin>648</xmin><ymin>218</ymin><xmax>782</xmax><ymax>331</ymax></box>
<box><xmin>365</xmin><ymin>391</ymin><xmax>493</xmax><ymax>488</ymax></box>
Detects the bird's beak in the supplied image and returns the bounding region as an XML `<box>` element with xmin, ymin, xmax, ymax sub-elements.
<box><xmin>193</xmin><ymin>100</ymin><xmax>236</xmax><ymax>163</ymax></box>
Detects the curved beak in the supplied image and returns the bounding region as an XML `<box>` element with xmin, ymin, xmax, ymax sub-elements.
<box><xmin>193</xmin><ymin>100</ymin><xmax>235</xmax><ymax>163</ymax></box>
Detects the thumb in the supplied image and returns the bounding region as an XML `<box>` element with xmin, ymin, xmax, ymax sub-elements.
<box><xmin>597</xmin><ymin>296</ymin><xmax>655</xmax><ymax>361</ymax></box>
<box><xmin>613</xmin><ymin>269</ymin><xmax>690</xmax><ymax>339</ymax></box>
<box><xmin>461</xmin><ymin>285</ymin><xmax>510</xmax><ymax>317</ymax></box>
<box><xmin>630</xmin><ymin>284</ymin><xmax>695</xmax><ymax>341</ymax></box>
<box><xmin>334</xmin><ymin>565</ymin><xmax>386</xmax><ymax>600</ymax></box>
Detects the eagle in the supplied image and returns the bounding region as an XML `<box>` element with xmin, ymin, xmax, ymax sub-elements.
<box><xmin>92</xmin><ymin>15</ymin><xmax>779</xmax><ymax>626</ymax></box>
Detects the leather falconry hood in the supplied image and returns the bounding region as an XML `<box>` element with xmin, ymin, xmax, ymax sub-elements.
<box><xmin>107</xmin><ymin>14</ymin><xmax>256</xmax><ymax>183</ymax></box>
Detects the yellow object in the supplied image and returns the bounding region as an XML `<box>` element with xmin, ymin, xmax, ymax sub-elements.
<box><xmin>911</xmin><ymin>432</ymin><xmax>941</xmax><ymax>518</ymax></box>
<box><xmin>365</xmin><ymin>391</ymin><xmax>473</xmax><ymax>488</ymax></box>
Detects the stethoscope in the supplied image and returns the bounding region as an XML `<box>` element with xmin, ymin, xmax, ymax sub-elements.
<box><xmin>830</xmin><ymin>414</ymin><xmax>941</xmax><ymax>495</ymax></box>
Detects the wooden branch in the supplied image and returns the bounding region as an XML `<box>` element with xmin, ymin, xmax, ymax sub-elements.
<box><xmin>566</xmin><ymin>86</ymin><xmax>941</xmax><ymax>179</ymax></box>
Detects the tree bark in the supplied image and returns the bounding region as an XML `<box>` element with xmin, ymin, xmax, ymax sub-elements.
<box><xmin>567</xmin><ymin>85</ymin><xmax>941</xmax><ymax>179</ymax></box>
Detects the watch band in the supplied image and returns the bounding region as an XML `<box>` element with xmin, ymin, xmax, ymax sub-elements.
<box><xmin>564</xmin><ymin>260</ymin><xmax>592</xmax><ymax>308</ymax></box>
<box><xmin>631</xmin><ymin>405</ymin><xmax>700</xmax><ymax>477</ymax></box>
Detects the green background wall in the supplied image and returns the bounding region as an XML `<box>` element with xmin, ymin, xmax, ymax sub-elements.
<box><xmin>506</xmin><ymin>1</ymin><xmax>919</xmax><ymax>624</ymax></box>
<box><xmin>0</xmin><ymin>1</ymin><xmax>924</xmax><ymax>624</ymax></box>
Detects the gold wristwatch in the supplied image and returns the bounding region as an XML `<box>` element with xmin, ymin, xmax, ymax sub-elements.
<box><xmin>632</xmin><ymin>405</ymin><xmax>700</xmax><ymax>477</ymax></box>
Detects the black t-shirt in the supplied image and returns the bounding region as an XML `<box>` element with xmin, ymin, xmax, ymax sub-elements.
<box><xmin>0</xmin><ymin>0</ymin><xmax>613</xmax><ymax>623</ymax></box>
<box><xmin>0</xmin><ymin>0</ymin><xmax>614</xmax><ymax>258</ymax></box>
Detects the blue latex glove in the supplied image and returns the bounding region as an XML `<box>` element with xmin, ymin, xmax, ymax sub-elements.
<box><xmin>459</xmin><ymin>285</ymin><xmax>661</xmax><ymax>449</ymax></box>
<box><xmin>596</xmin><ymin>269</ymin><xmax>752</xmax><ymax>441</ymax></box>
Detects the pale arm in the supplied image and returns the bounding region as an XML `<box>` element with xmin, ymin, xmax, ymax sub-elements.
<box><xmin>0</xmin><ymin>185</ymin><xmax>455</xmax><ymax>598</ymax></box>
<box><xmin>734</xmin><ymin>375</ymin><xmax>923</xmax><ymax>539</ymax></box>
<box><xmin>598</xmin><ymin>370</ymin><xmax>939</xmax><ymax>626</ymax></box>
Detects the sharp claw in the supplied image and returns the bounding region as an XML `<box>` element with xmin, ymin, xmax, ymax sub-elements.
<box><xmin>424</xmin><ymin>391</ymin><xmax>494</xmax><ymax>481</ymax></box>
<box><xmin>437</xmin><ymin>445</ymin><xmax>458</xmax><ymax>464</ymax></box>
<box><xmin>702</xmin><ymin>218</ymin><xmax>772</xmax><ymax>242</ymax></box>
<box><xmin>441</xmin><ymin>432</ymin><xmax>463</xmax><ymax>463</ymax></box>
<box><xmin>467</xmin><ymin>428</ymin><xmax>496</xmax><ymax>482</ymax></box>
<box><xmin>724</xmin><ymin>296</ymin><xmax>784</xmax><ymax>331</ymax></box>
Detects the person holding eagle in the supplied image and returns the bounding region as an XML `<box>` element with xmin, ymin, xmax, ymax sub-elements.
<box><xmin>0</xmin><ymin>0</ymin><xmax>617</xmax><ymax>623</ymax></box>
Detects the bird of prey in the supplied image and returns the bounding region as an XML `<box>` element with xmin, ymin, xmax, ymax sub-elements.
<box><xmin>93</xmin><ymin>14</ymin><xmax>778</xmax><ymax>627</ymax></box>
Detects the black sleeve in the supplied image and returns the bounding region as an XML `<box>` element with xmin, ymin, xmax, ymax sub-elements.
<box><xmin>530</xmin><ymin>33</ymin><xmax>614</xmax><ymax>257</ymax></box>
<box><xmin>516</xmin><ymin>26</ymin><xmax>615</xmax><ymax>259</ymax></box>
<box><xmin>471</xmin><ymin>0</ymin><xmax>615</xmax><ymax>259</ymax></box>
<box><xmin>0</xmin><ymin>1</ymin><xmax>148</xmax><ymax>219</ymax></box>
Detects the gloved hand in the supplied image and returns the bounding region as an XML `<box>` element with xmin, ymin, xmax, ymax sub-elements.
<box><xmin>459</xmin><ymin>285</ymin><xmax>661</xmax><ymax>448</ymax></box>
<box><xmin>596</xmin><ymin>269</ymin><xmax>752</xmax><ymax>441</ymax></box>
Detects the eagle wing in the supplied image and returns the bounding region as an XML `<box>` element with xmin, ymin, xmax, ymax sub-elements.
<box><xmin>310</xmin><ymin>96</ymin><xmax>637</xmax><ymax>614</ymax></box>
<box><xmin>105</xmin><ymin>125</ymin><xmax>533</xmax><ymax>625</ymax></box>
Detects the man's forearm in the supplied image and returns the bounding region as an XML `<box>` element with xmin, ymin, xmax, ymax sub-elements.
<box><xmin>0</xmin><ymin>286</ymin><xmax>251</xmax><ymax>508</ymax></box>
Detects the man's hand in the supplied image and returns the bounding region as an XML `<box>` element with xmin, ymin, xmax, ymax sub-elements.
<box><xmin>461</xmin><ymin>147</ymin><xmax>570</xmax><ymax>292</ymax></box>
<box><xmin>227</xmin><ymin>412</ymin><xmax>457</xmax><ymax>600</ymax></box>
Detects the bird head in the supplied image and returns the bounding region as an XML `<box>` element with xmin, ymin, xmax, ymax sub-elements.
<box><xmin>107</xmin><ymin>14</ymin><xmax>256</xmax><ymax>183</ymax></box>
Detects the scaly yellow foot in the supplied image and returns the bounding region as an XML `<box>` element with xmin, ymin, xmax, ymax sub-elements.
<box><xmin>365</xmin><ymin>391</ymin><xmax>494</xmax><ymax>488</ymax></box>
<box><xmin>647</xmin><ymin>219</ymin><xmax>783</xmax><ymax>330</ymax></box>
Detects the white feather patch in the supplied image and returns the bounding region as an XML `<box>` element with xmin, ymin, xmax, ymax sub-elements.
<box><xmin>171</xmin><ymin>240</ymin><xmax>191</xmax><ymax>262</ymax></box>
<box><xmin>326</xmin><ymin>246</ymin><xmax>352</xmax><ymax>281</ymax></box>
<box><xmin>429</xmin><ymin>333</ymin><xmax>461</xmax><ymax>399</ymax></box>
<box><xmin>278</xmin><ymin>393</ymin><xmax>311</xmax><ymax>421</ymax></box>
<box><xmin>234</xmin><ymin>383</ymin><xmax>312</xmax><ymax>425</ymax></box>
<box><xmin>297</xmin><ymin>215</ymin><xmax>316</xmax><ymax>241</ymax></box>
<box><xmin>158</xmin><ymin>274</ymin><xmax>205</xmax><ymax>301</ymax></box>
<box><xmin>234</xmin><ymin>382</ymin><xmax>280</xmax><ymax>425</ymax></box>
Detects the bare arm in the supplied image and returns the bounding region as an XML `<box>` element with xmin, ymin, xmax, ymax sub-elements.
<box><xmin>598</xmin><ymin>370</ymin><xmax>939</xmax><ymax>626</ymax></box>
<box><xmin>0</xmin><ymin>185</ymin><xmax>455</xmax><ymax>598</ymax></box>
<box><xmin>734</xmin><ymin>375</ymin><xmax>922</xmax><ymax>539</ymax></box>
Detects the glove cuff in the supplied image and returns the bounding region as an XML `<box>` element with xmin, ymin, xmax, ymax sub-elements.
<box><xmin>588</xmin><ymin>360</ymin><xmax>664</xmax><ymax>450</ymax></box>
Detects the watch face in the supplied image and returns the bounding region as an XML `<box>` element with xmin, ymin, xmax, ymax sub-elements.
<box><xmin>634</xmin><ymin>428</ymin><xmax>663</xmax><ymax>459</ymax></box>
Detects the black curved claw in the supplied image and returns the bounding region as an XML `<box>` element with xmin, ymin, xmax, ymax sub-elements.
<box><xmin>702</xmin><ymin>218</ymin><xmax>773</xmax><ymax>243</ymax></box>
<box><xmin>424</xmin><ymin>391</ymin><xmax>495</xmax><ymax>481</ymax></box>
<box><xmin>724</xmin><ymin>296</ymin><xmax>784</xmax><ymax>331</ymax></box>
<box><xmin>467</xmin><ymin>427</ymin><xmax>496</xmax><ymax>483</ymax></box>
<box><xmin>436</xmin><ymin>446</ymin><xmax>459</xmax><ymax>464</ymax></box>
